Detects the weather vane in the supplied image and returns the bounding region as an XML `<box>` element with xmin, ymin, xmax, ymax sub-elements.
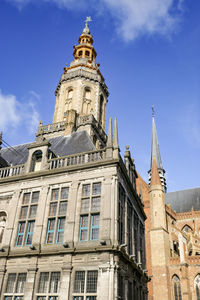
<box><xmin>85</xmin><ymin>16</ymin><xmax>92</xmax><ymax>26</ymax></box>
<box><xmin>152</xmin><ymin>105</ymin><xmax>155</xmax><ymax>118</ymax></box>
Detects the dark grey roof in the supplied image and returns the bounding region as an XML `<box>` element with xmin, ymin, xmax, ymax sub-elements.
<box><xmin>0</xmin><ymin>131</ymin><xmax>95</xmax><ymax>166</ymax></box>
<box><xmin>165</xmin><ymin>187</ymin><xmax>200</xmax><ymax>213</ymax></box>
<box><xmin>0</xmin><ymin>156</ymin><xmax>8</xmax><ymax>167</ymax></box>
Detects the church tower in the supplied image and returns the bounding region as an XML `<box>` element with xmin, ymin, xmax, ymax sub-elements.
<box><xmin>53</xmin><ymin>17</ymin><xmax>109</xmax><ymax>144</ymax></box>
<box><xmin>148</xmin><ymin>111</ymin><xmax>167</xmax><ymax>192</ymax></box>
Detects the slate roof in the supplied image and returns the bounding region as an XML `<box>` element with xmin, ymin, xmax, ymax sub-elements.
<box><xmin>0</xmin><ymin>131</ymin><xmax>95</xmax><ymax>166</ymax></box>
<box><xmin>165</xmin><ymin>187</ymin><xmax>200</xmax><ymax>213</ymax></box>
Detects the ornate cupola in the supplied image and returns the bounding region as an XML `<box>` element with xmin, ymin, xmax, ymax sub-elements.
<box><xmin>53</xmin><ymin>18</ymin><xmax>109</xmax><ymax>148</ymax></box>
<box><xmin>73</xmin><ymin>17</ymin><xmax>97</xmax><ymax>64</ymax></box>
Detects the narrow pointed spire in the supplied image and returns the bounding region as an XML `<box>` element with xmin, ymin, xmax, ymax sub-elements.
<box><xmin>82</xmin><ymin>16</ymin><xmax>92</xmax><ymax>35</ymax></box>
<box><xmin>113</xmin><ymin>118</ymin><xmax>119</xmax><ymax>149</ymax></box>
<box><xmin>149</xmin><ymin>108</ymin><xmax>167</xmax><ymax>192</ymax></box>
<box><xmin>150</xmin><ymin>157</ymin><xmax>162</xmax><ymax>187</ymax></box>
<box><xmin>107</xmin><ymin>117</ymin><xmax>113</xmax><ymax>147</ymax></box>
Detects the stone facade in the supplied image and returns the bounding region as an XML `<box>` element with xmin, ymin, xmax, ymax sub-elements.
<box><xmin>0</xmin><ymin>21</ymin><xmax>148</xmax><ymax>300</ymax></box>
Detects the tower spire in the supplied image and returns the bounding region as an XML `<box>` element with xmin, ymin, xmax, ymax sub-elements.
<box><xmin>149</xmin><ymin>108</ymin><xmax>167</xmax><ymax>192</ymax></box>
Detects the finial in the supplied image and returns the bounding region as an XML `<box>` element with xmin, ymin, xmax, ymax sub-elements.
<box><xmin>152</xmin><ymin>105</ymin><xmax>155</xmax><ymax>118</ymax></box>
<box><xmin>83</xmin><ymin>16</ymin><xmax>92</xmax><ymax>34</ymax></box>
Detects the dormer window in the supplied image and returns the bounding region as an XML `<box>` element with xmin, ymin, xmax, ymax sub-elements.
<box><xmin>31</xmin><ymin>150</ymin><xmax>42</xmax><ymax>172</ymax></box>
<box><xmin>84</xmin><ymin>88</ymin><xmax>91</xmax><ymax>100</ymax></box>
<box><xmin>67</xmin><ymin>89</ymin><xmax>73</xmax><ymax>99</ymax></box>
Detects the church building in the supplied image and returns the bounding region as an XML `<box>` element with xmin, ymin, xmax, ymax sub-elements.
<box><xmin>0</xmin><ymin>20</ymin><xmax>148</xmax><ymax>300</ymax></box>
<box><xmin>137</xmin><ymin>114</ymin><xmax>200</xmax><ymax>300</ymax></box>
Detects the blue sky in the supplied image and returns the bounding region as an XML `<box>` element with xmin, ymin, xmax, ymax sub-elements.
<box><xmin>0</xmin><ymin>0</ymin><xmax>200</xmax><ymax>192</ymax></box>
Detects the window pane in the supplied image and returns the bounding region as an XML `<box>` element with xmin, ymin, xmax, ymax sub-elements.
<box><xmin>25</xmin><ymin>221</ymin><xmax>35</xmax><ymax>245</ymax></box>
<box><xmin>6</xmin><ymin>273</ymin><xmax>16</xmax><ymax>293</ymax></box>
<box><xmin>56</xmin><ymin>217</ymin><xmax>65</xmax><ymax>244</ymax></box>
<box><xmin>46</xmin><ymin>219</ymin><xmax>55</xmax><ymax>244</ymax></box>
<box><xmin>80</xmin><ymin>230</ymin><xmax>87</xmax><ymax>241</ymax></box>
<box><xmin>4</xmin><ymin>297</ymin><xmax>13</xmax><ymax>300</ymax></box>
<box><xmin>80</xmin><ymin>215</ymin><xmax>88</xmax><ymax>227</ymax></box>
<box><xmin>82</xmin><ymin>185</ymin><xmax>90</xmax><ymax>197</ymax></box>
<box><xmin>81</xmin><ymin>198</ymin><xmax>89</xmax><ymax>213</ymax></box>
<box><xmin>92</xmin><ymin>214</ymin><xmax>99</xmax><ymax>226</ymax></box>
<box><xmin>51</xmin><ymin>189</ymin><xmax>59</xmax><ymax>201</ymax></box>
<box><xmin>73</xmin><ymin>297</ymin><xmax>84</xmax><ymax>300</ymax></box>
<box><xmin>49</xmin><ymin>272</ymin><xmax>60</xmax><ymax>293</ymax></box>
<box><xmin>49</xmin><ymin>203</ymin><xmax>57</xmax><ymax>216</ymax></box>
<box><xmin>23</xmin><ymin>193</ymin><xmax>30</xmax><ymax>204</ymax></box>
<box><xmin>61</xmin><ymin>187</ymin><xmax>69</xmax><ymax>199</ymax></box>
<box><xmin>86</xmin><ymin>297</ymin><xmax>96</xmax><ymax>300</ymax></box>
<box><xmin>38</xmin><ymin>272</ymin><xmax>49</xmax><ymax>293</ymax></box>
<box><xmin>32</xmin><ymin>191</ymin><xmax>39</xmax><ymax>203</ymax></box>
<box><xmin>92</xmin><ymin>183</ymin><xmax>101</xmax><ymax>195</ymax></box>
<box><xmin>74</xmin><ymin>271</ymin><xmax>85</xmax><ymax>293</ymax></box>
<box><xmin>58</xmin><ymin>201</ymin><xmax>68</xmax><ymax>215</ymax></box>
<box><xmin>91</xmin><ymin>197</ymin><xmax>100</xmax><ymax>211</ymax></box>
<box><xmin>29</xmin><ymin>205</ymin><xmax>37</xmax><ymax>218</ymax></box>
<box><xmin>87</xmin><ymin>271</ymin><xmax>98</xmax><ymax>293</ymax></box>
<box><xmin>20</xmin><ymin>206</ymin><xmax>28</xmax><ymax>219</ymax></box>
<box><xmin>16</xmin><ymin>222</ymin><xmax>25</xmax><ymax>246</ymax></box>
<box><xmin>15</xmin><ymin>273</ymin><xmax>27</xmax><ymax>293</ymax></box>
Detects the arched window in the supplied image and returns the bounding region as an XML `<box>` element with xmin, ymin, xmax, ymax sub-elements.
<box><xmin>195</xmin><ymin>274</ymin><xmax>200</xmax><ymax>300</ymax></box>
<box><xmin>173</xmin><ymin>275</ymin><xmax>182</xmax><ymax>300</ymax></box>
<box><xmin>0</xmin><ymin>211</ymin><xmax>7</xmax><ymax>243</ymax></box>
<box><xmin>84</xmin><ymin>88</ymin><xmax>91</xmax><ymax>100</ymax></box>
<box><xmin>85</xmin><ymin>50</ymin><xmax>90</xmax><ymax>57</ymax></box>
<box><xmin>78</xmin><ymin>50</ymin><xmax>83</xmax><ymax>57</ymax></box>
<box><xmin>67</xmin><ymin>89</ymin><xmax>73</xmax><ymax>99</ymax></box>
<box><xmin>182</xmin><ymin>225</ymin><xmax>192</xmax><ymax>234</ymax></box>
<box><xmin>31</xmin><ymin>150</ymin><xmax>42</xmax><ymax>172</ymax></box>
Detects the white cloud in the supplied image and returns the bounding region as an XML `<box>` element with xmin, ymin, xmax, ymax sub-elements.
<box><xmin>0</xmin><ymin>90</ymin><xmax>40</xmax><ymax>135</ymax></box>
<box><xmin>7</xmin><ymin>0</ymin><xmax>185</xmax><ymax>41</ymax></box>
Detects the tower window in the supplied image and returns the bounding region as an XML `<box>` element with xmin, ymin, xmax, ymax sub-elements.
<box><xmin>67</xmin><ymin>89</ymin><xmax>73</xmax><ymax>99</ymax></box>
<box><xmin>31</xmin><ymin>150</ymin><xmax>42</xmax><ymax>172</ymax></box>
<box><xmin>99</xmin><ymin>95</ymin><xmax>104</xmax><ymax>125</ymax></box>
<box><xmin>84</xmin><ymin>88</ymin><xmax>91</xmax><ymax>100</ymax></box>
<box><xmin>173</xmin><ymin>275</ymin><xmax>182</xmax><ymax>300</ymax></box>
<box><xmin>78</xmin><ymin>50</ymin><xmax>83</xmax><ymax>57</ymax></box>
<box><xmin>85</xmin><ymin>50</ymin><xmax>90</xmax><ymax>57</ymax></box>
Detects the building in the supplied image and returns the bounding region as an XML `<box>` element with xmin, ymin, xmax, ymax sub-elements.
<box><xmin>0</xmin><ymin>19</ymin><xmax>148</xmax><ymax>300</ymax></box>
<box><xmin>137</xmin><ymin>114</ymin><xmax>200</xmax><ymax>300</ymax></box>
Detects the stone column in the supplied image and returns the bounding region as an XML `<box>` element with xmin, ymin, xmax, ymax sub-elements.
<box><xmin>98</xmin><ymin>264</ymin><xmax>112</xmax><ymax>300</ymax></box>
<box><xmin>0</xmin><ymin>267</ymin><xmax>6</xmax><ymax>296</ymax></box>
<box><xmin>24</xmin><ymin>268</ymin><xmax>37</xmax><ymax>300</ymax></box>
<box><xmin>60</xmin><ymin>266</ymin><xmax>72</xmax><ymax>300</ymax></box>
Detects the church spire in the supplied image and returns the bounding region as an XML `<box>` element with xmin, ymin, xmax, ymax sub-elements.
<box><xmin>149</xmin><ymin>107</ymin><xmax>167</xmax><ymax>192</ymax></box>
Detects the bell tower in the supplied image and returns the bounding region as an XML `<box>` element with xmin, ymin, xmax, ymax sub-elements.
<box><xmin>53</xmin><ymin>17</ymin><xmax>109</xmax><ymax>139</ymax></box>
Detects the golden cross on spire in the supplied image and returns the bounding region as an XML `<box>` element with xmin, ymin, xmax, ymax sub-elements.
<box><xmin>85</xmin><ymin>16</ymin><xmax>92</xmax><ymax>26</ymax></box>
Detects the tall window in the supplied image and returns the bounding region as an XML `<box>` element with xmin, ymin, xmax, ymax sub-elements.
<box><xmin>173</xmin><ymin>275</ymin><xmax>182</xmax><ymax>300</ymax></box>
<box><xmin>134</xmin><ymin>213</ymin><xmax>139</xmax><ymax>263</ymax></box>
<box><xmin>67</xmin><ymin>89</ymin><xmax>73</xmax><ymax>99</ymax></box>
<box><xmin>127</xmin><ymin>201</ymin><xmax>133</xmax><ymax>254</ymax></box>
<box><xmin>73</xmin><ymin>270</ymin><xmax>98</xmax><ymax>300</ymax></box>
<box><xmin>46</xmin><ymin>187</ymin><xmax>69</xmax><ymax>244</ymax></box>
<box><xmin>16</xmin><ymin>191</ymin><xmax>39</xmax><ymax>246</ymax></box>
<box><xmin>4</xmin><ymin>273</ymin><xmax>27</xmax><ymax>299</ymax></box>
<box><xmin>99</xmin><ymin>95</ymin><xmax>104</xmax><ymax>126</ymax></box>
<box><xmin>117</xmin><ymin>273</ymin><xmax>124</xmax><ymax>300</ymax></box>
<box><xmin>118</xmin><ymin>184</ymin><xmax>125</xmax><ymax>245</ymax></box>
<box><xmin>37</xmin><ymin>272</ymin><xmax>60</xmax><ymax>300</ymax></box>
<box><xmin>195</xmin><ymin>274</ymin><xmax>200</xmax><ymax>300</ymax></box>
<box><xmin>84</xmin><ymin>88</ymin><xmax>91</xmax><ymax>100</ymax></box>
<box><xmin>79</xmin><ymin>183</ymin><xmax>101</xmax><ymax>242</ymax></box>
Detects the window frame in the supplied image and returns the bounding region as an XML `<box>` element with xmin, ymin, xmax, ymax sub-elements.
<box><xmin>4</xmin><ymin>273</ymin><xmax>27</xmax><ymax>300</ymax></box>
<box><xmin>46</xmin><ymin>187</ymin><xmax>69</xmax><ymax>245</ymax></box>
<box><xmin>16</xmin><ymin>191</ymin><xmax>39</xmax><ymax>247</ymax></box>
<box><xmin>73</xmin><ymin>270</ymin><xmax>98</xmax><ymax>300</ymax></box>
<box><xmin>36</xmin><ymin>271</ymin><xmax>61</xmax><ymax>300</ymax></box>
<box><xmin>79</xmin><ymin>182</ymin><xmax>101</xmax><ymax>242</ymax></box>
